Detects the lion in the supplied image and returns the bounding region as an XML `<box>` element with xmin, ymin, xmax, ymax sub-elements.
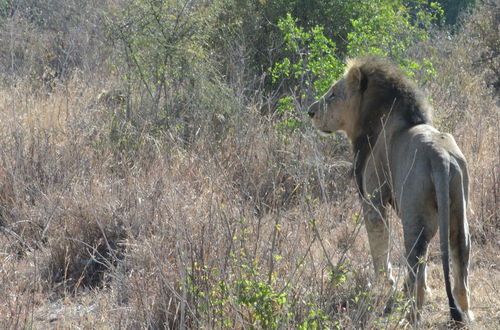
<box><xmin>308</xmin><ymin>56</ymin><xmax>473</xmax><ymax>323</ymax></box>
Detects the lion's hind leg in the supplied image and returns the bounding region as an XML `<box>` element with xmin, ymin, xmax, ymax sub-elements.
<box><xmin>401</xmin><ymin>213</ymin><xmax>437</xmax><ymax>322</ymax></box>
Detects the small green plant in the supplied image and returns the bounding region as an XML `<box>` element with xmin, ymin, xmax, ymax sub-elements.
<box><xmin>299</xmin><ymin>303</ymin><xmax>338</xmax><ymax>330</ymax></box>
<box><xmin>329</xmin><ymin>260</ymin><xmax>350</xmax><ymax>288</ymax></box>
<box><xmin>234</xmin><ymin>276</ymin><xmax>288</xmax><ymax>329</ymax></box>
<box><xmin>274</xmin><ymin>95</ymin><xmax>302</xmax><ymax>135</ymax></box>
<box><xmin>229</xmin><ymin>260</ymin><xmax>290</xmax><ymax>329</ymax></box>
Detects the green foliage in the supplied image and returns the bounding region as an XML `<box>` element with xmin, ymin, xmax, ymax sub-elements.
<box><xmin>274</xmin><ymin>95</ymin><xmax>302</xmax><ymax>135</ymax></box>
<box><xmin>268</xmin><ymin>1</ymin><xmax>443</xmax><ymax>140</ymax></box>
<box><xmin>184</xmin><ymin>254</ymin><xmax>290</xmax><ymax>328</ymax></box>
<box><xmin>234</xmin><ymin>276</ymin><xmax>288</xmax><ymax>329</ymax></box>
<box><xmin>269</xmin><ymin>14</ymin><xmax>344</xmax><ymax>138</ymax></box>
<box><xmin>298</xmin><ymin>303</ymin><xmax>338</xmax><ymax>330</ymax></box>
<box><xmin>267</xmin><ymin>0</ymin><xmax>444</xmax><ymax>130</ymax></box>
<box><xmin>329</xmin><ymin>261</ymin><xmax>350</xmax><ymax>288</ymax></box>
<box><xmin>271</xmin><ymin>13</ymin><xmax>344</xmax><ymax>97</ymax></box>
<box><xmin>210</xmin><ymin>0</ymin><xmax>357</xmax><ymax>80</ymax></box>
<box><xmin>0</xmin><ymin>0</ymin><xmax>10</xmax><ymax>19</ymax></box>
<box><xmin>347</xmin><ymin>0</ymin><xmax>443</xmax><ymax>76</ymax></box>
<box><xmin>228</xmin><ymin>253</ymin><xmax>290</xmax><ymax>329</ymax></box>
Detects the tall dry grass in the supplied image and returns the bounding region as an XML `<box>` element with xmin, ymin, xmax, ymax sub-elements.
<box><xmin>0</xmin><ymin>74</ymin><xmax>364</xmax><ymax>328</ymax></box>
<box><xmin>0</xmin><ymin>1</ymin><xmax>499</xmax><ymax>329</ymax></box>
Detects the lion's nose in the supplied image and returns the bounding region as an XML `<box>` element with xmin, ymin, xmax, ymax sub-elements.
<box><xmin>307</xmin><ymin>102</ymin><xmax>317</xmax><ymax>118</ymax></box>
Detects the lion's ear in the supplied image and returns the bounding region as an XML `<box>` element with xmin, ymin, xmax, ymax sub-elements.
<box><xmin>347</xmin><ymin>67</ymin><xmax>367</xmax><ymax>91</ymax></box>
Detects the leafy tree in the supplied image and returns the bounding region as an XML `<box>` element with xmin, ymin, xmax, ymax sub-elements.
<box><xmin>347</xmin><ymin>0</ymin><xmax>443</xmax><ymax>76</ymax></box>
<box><xmin>267</xmin><ymin>0</ymin><xmax>443</xmax><ymax>136</ymax></box>
<box><xmin>271</xmin><ymin>0</ymin><xmax>444</xmax><ymax>96</ymax></box>
<box><xmin>270</xmin><ymin>13</ymin><xmax>343</xmax><ymax>97</ymax></box>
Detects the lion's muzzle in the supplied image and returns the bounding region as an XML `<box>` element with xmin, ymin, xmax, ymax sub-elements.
<box><xmin>307</xmin><ymin>99</ymin><xmax>321</xmax><ymax>118</ymax></box>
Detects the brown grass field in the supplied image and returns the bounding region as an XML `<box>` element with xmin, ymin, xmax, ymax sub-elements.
<box><xmin>0</xmin><ymin>2</ymin><xmax>498</xmax><ymax>329</ymax></box>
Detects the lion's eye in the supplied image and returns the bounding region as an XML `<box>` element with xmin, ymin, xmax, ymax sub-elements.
<box><xmin>327</xmin><ymin>92</ymin><xmax>335</xmax><ymax>101</ymax></box>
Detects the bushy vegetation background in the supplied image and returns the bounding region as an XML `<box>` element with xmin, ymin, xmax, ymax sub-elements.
<box><xmin>0</xmin><ymin>0</ymin><xmax>498</xmax><ymax>328</ymax></box>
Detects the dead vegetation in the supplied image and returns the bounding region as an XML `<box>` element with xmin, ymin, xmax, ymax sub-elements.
<box><xmin>0</xmin><ymin>1</ymin><xmax>498</xmax><ymax>329</ymax></box>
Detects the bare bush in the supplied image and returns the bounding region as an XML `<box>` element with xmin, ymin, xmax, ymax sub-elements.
<box><xmin>0</xmin><ymin>0</ymin><xmax>111</xmax><ymax>88</ymax></box>
<box><xmin>0</xmin><ymin>1</ymin><xmax>498</xmax><ymax>329</ymax></box>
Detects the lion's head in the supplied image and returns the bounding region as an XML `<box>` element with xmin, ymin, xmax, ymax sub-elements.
<box><xmin>308</xmin><ymin>56</ymin><xmax>432</xmax><ymax>142</ymax></box>
<box><xmin>308</xmin><ymin>56</ymin><xmax>434</xmax><ymax>194</ymax></box>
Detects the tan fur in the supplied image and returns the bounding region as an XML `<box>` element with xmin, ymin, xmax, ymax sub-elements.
<box><xmin>308</xmin><ymin>56</ymin><xmax>473</xmax><ymax>324</ymax></box>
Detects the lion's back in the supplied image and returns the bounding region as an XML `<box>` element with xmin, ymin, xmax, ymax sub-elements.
<box><xmin>388</xmin><ymin>124</ymin><xmax>467</xmax><ymax>214</ymax></box>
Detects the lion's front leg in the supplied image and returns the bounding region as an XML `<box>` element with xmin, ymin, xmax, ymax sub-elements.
<box><xmin>362</xmin><ymin>201</ymin><xmax>394</xmax><ymax>288</ymax></box>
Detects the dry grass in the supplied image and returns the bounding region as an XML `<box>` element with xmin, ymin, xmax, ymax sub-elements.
<box><xmin>1</xmin><ymin>2</ymin><xmax>499</xmax><ymax>329</ymax></box>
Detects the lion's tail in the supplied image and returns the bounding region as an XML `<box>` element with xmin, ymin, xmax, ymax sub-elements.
<box><xmin>432</xmin><ymin>157</ymin><xmax>466</xmax><ymax>322</ymax></box>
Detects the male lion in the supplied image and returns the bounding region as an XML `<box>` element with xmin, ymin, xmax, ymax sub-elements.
<box><xmin>308</xmin><ymin>56</ymin><xmax>472</xmax><ymax>323</ymax></box>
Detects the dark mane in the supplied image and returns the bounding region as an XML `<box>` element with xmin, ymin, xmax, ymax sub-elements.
<box><xmin>348</xmin><ymin>56</ymin><xmax>433</xmax><ymax>195</ymax></box>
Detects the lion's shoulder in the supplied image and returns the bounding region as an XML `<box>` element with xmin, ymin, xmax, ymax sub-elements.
<box><xmin>349</xmin><ymin>57</ymin><xmax>434</xmax><ymax>195</ymax></box>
